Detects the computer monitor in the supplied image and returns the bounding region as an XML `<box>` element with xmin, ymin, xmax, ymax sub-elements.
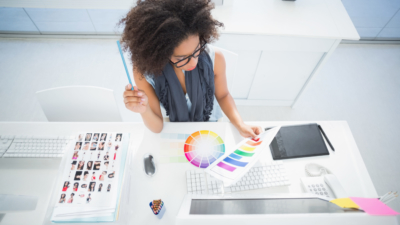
<box><xmin>177</xmin><ymin>194</ymin><xmax>364</xmax><ymax>225</ymax></box>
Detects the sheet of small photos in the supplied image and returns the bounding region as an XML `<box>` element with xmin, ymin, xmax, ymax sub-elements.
<box><xmin>56</xmin><ymin>132</ymin><xmax>124</xmax><ymax>207</ymax></box>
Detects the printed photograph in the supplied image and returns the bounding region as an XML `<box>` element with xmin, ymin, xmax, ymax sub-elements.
<box><xmin>74</xmin><ymin>142</ymin><xmax>82</xmax><ymax>150</ymax></box>
<box><xmin>77</xmin><ymin>161</ymin><xmax>85</xmax><ymax>170</ymax></box>
<box><xmin>82</xmin><ymin>142</ymin><xmax>90</xmax><ymax>150</ymax></box>
<box><xmin>85</xmin><ymin>133</ymin><xmax>92</xmax><ymax>142</ymax></box>
<box><xmin>99</xmin><ymin>171</ymin><xmax>107</xmax><ymax>181</ymax></box>
<box><xmin>98</xmin><ymin>142</ymin><xmax>105</xmax><ymax>150</ymax></box>
<box><xmin>106</xmin><ymin>141</ymin><xmax>112</xmax><ymax>151</ymax></box>
<box><xmin>88</xmin><ymin>182</ymin><xmax>96</xmax><ymax>192</ymax></box>
<box><xmin>107</xmin><ymin>184</ymin><xmax>111</xmax><ymax>192</ymax></box>
<box><xmin>90</xmin><ymin>142</ymin><xmax>97</xmax><ymax>151</ymax></box>
<box><xmin>104</xmin><ymin>161</ymin><xmax>109</xmax><ymax>170</ymax></box>
<box><xmin>83</xmin><ymin>171</ymin><xmax>89</xmax><ymax>181</ymax></box>
<box><xmin>81</xmin><ymin>183</ymin><xmax>87</xmax><ymax>189</ymax></box>
<box><xmin>73</xmin><ymin>182</ymin><xmax>79</xmax><ymax>192</ymax></box>
<box><xmin>94</xmin><ymin>161</ymin><xmax>101</xmax><ymax>170</ymax></box>
<box><xmin>59</xmin><ymin>193</ymin><xmax>66</xmax><ymax>203</ymax></box>
<box><xmin>86</xmin><ymin>193</ymin><xmax>92</xmax><ymax>203</ymax></box>
<box><xmin>115</xmin><ymin>133</ymin><xmax>122</xmax><ymax>142</ymax></box>
<box><xmin>67</xmin><ymin>193</ymin><xmax>75</xmax><ymax>203</ymax></box>
<box><xmin>77</xmin><ymin>134</ymin><xmax>83</xmax><ymax>142</ymax></box>
<box><xmin>71</xmin><ymin>161</ymin><xmax>77</xmax><ymax>170</ymax></box>
<box><xmin>86</xmin><ymin>161</ymin><xmax>93</xmax><ymax>170</ymax></box>
<box><xmin>97</xmin><ymin>152</ymin><xmax>101</xmax><ymax>160</ymax></box>
<box><xmin>100</xmin><ymin>133</ymin><xmax>107</xmax><ymax>141</ymax></box>
<box><xmin>78</xmin><ymin>193</ymin><xmax>86</xmax><ymax>204</ymax></box>
<box><xmin>108</xmin><ymin>171</ymin><xmax>115</xmax><ymax>179</ymax></box>
<box><xmin>103</xmin><ymin>152</ymin><xmax>109</xmax><ymax>160</ymax></box>
<box><xmin>91</xmin><ymin>172</ymin><xmax>96</xmax><ymax>181</ymax></box>
<box><xmin>74</xmin><ymin>171</ymin><xmax>82</xmax><ymax>181</ymax></box>
<box><xmin>72</xmin><ymin>151</ymin><xmax>79</xmax><ymax>160</ymax></box>
<box><xmin>62</xmin><ymin>181</ymin><xmax>70</xmax><ymax>192</ymax></box>
<box><xmin>98</xmin><ymin>183</ymin><xmax>103</xmax><ymax>192</ymax></box>
<box><xmin>92</xmin><ymin>133</ymin><xmax>99</xmax><ymax>141</ymax></box>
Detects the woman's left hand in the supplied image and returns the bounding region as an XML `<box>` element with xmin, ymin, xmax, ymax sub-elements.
<box><xmin>237</xmin><ymin>123</ymin><xmax>263</xmax><ymax>138</ymax></box>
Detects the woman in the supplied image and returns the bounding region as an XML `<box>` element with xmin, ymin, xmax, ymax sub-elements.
<box><xmin>91</xmin><ymin>172</ymin><xmax>96</xmax><ymax>181</ymax></box>
<box><xmin>120</xmin><ymin>0</ymin><xmax>262</xmax><ymax>137</ymax></box>
<box><xmin>77</xmin><ymin>134</ymin><xmax>83</xmax><ymax>141</ymax></box>
<box><xmin>74</xmin><ymin>142</ymin><xmax>81</xmax><ymax>150</ymax></box>
<box><xmin>59</xmin><ymin>193</ymin><xmax>66</xmax><ymax>203</ymax></box>
<box><xmin>83</xmin><ymin>142</ymin><xmax>90</xmax><ymax>150</ymax></box>
<box><xmin>83</xmin><ymin>171</ymin><xmax>89</xmax><ymax>181</ymax></box>
<box><xmin>72</xmin><ymin>151</ymin><xmax>79</xmax><ymax>160</ymax></box>
<box><xmin>62</xmin><ymin>181</ymin><xmax>70</xmax><ymax>191</ymax></box>
<box><xmin>104</xmin><ymin>161</ymin><xmax>109</xmax><ymax>170</ymax></box>
<box><xmin>107</xmin><ymin>184</ymin><xmax>111</xmax><ymax>192</ymax></box>
<box><xmin>115</xmin><ymin>134</ymin><xmax>122</xmax><ymax>142</ymax></box>
<box><xmin>106</xmin><ymin>141</ymin><xmax>112</xmax><ymax>151</ymax></box>
<box><xmin>73</xmin><ymin>182</ymin><xmax>79</xmax><ymax>192</ymax></box>
<box><xmin>103</xmin><ymin>152</ymin><xmax>109</xmax><ymax>160</ymax></box>
<box><xmin>87</xmin><ymin>193</ymin><xmax>92</xmax><ymax>203</ymax></box>
<box><xmin>98</xmin><ymin>142</ymin><xmax>105</xmax><ymax>150</ymax></box>
<box><xmin>90</xmin><ymin>142</ymin><xmax>97</xmax><ymax>150</ymax></box>
<box><xmin>99</xmin><ymin>171</ymin><xmax>107</xmax><ymax>181</ymax></box>
<box><xmin>77</xmin><ymin>161</ymin><xmax>85</xmax><ymax>170</ymax></box>
<box><xmin>100</xmin><ymin>133</ymin><xmax>107</xmax><ymax>141</ymax></box>
<box><xmin>71</xmin><ymin>161</ymin><xmax>77</xmax><ymax>170</ymax></box>
<box><xmin>85</xmin><ymin>133</ymin><xmax>92</xmax><ymax>142</ymax></box>
<box><xmin>86</xmin><ymin>161</ymin><xmax>93</xmax><ymax>170</ymax></box>
<box><xmin>98</xmin><ymin>183</ymin><xmax>103</xmax><ymax>192</ymax></box>
<box><xmin>67</xmin><ymin>193</ymin><xmax>74</xmax><ymax>203</ymax></box>
<box><xmin>93</xmin><ymin>133</ymin><xmax>99</xmax><ymax>141</ymax></box>
<box><xmin>89</xmin><ymin>182</ymin><xmax>96</xmax><ymax>192</ymax></box>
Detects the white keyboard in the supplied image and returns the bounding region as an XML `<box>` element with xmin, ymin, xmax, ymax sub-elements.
<box><xmin>186</xmin><ymin>161</ymin><xmax>290</xmax><ymax>195</ymax></box>
<box><xmin>0</xmin><ymin>135</ymin><xmax>73</xmax><ymax>158</ymax></box>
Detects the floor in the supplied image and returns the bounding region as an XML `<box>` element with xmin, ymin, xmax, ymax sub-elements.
<box><xmin>0</xmin><ymin>38</ymin><xmax>399</xmax><ymax>212</ymax></box>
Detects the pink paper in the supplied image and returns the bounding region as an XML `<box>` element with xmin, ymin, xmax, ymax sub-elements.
<box><xmin>349</xmin><ymin>197</ymin><xmax>400</xmax><ymax>216</ymax></box>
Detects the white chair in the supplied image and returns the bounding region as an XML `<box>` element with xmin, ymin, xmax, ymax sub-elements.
<box><xmin>36</xmin><ymin>86</ymin><xmax>122</xmax><ymax>122</ymax></box>
<box><xmin>212</xmin><ymin>45</ymin><xmax>238</xmax><ymax>94</ymax></box>
<box><xmin>212</xmin><ymin>46</ymin><xmax>238</xmax><ymax>122</ymax></box>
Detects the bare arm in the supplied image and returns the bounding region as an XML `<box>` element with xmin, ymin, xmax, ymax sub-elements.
<box><xmin>213</xmin><ymin>49</ymin><xmax>262</xmax><ymax>138</ymax></box>
<box><xmin>123</xmin><ymin>67</ymin><xmax>164</xmax><ymax>133</ymax></box>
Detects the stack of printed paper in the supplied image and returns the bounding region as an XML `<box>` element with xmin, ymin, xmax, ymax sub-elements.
<box><xmin>51</xmin><ymin>132</ymin><xmax>130</xmax><ymax>223</ymax></box>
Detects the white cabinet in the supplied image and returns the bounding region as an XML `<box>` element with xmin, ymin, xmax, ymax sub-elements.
<box><xmin>212</xmin><ymin>0</ymin><xmax>359</xmax><ymax>107</ymax></box>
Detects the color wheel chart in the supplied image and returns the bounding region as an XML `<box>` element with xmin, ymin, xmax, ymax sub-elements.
<box><xmin>205</xmin><ymin>127</ymin><xmax>280</xmax><ymax>186</ymax></box>
<box><xmin>184</xmin><ymin>130</ymin><xmax>225</xmax><ymax>168</ymax></box>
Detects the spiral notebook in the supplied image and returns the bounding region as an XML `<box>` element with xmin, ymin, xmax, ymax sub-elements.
<box><xmin>269</xmin><ymin>123</ymin><xmax>330</xmax><ymax>160</ymax></box>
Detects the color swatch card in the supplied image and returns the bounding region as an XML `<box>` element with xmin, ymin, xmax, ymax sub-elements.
<box><xmin>205</xmin><ymin>126</ymin><xmax>281</xmax><ymax>187</ymax></box>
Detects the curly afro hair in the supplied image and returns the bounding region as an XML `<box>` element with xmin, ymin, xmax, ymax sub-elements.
<box><xmin>119</xmin><ymin>0</ymin><xmax>224</xmax><ymax>77</ymax></box>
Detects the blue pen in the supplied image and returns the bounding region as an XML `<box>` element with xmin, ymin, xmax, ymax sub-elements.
<box><xmin>116</xmin><ymin>40</ymin><xmax>134</xmax><ymax>91</ymax></box>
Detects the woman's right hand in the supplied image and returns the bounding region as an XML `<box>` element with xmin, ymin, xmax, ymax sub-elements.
<box><xmin>123</xmin><ymin>84</ymin><xmax>148</xmax><ymax>114</ymax></box>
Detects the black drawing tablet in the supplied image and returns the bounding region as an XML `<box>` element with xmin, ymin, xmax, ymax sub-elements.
<box><xmin>269</xmin><ymin>123</ymin><xmax>329</xmax><ymax>160</ymax></box>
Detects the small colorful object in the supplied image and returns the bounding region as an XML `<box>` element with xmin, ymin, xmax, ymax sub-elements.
<box><xmin>150</xmin><ymin>199</ymin><xmax>166</xmax><ymax>218</ymax></box>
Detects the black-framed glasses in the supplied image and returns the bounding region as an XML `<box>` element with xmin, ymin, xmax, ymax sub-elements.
<box><xmin>170</xmin><ymin>40</ymin><xmax>207</xmax><ymax>68</ymax></box>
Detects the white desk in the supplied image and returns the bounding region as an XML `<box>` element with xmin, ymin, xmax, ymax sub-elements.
<box><xmin>0</xmin><ymin>121</ymin><xmax>398</xmax><ymax>225</ymax></box>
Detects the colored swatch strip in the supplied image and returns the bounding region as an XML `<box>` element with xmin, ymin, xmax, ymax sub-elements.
<box><xmin>216</xmin><ymin>140</ymin><xmax>263</xmax><ymax>172</ymax></box>
<box><xmin>217</xmin><ymin>162</ymin><xmax>236</xmax><ymax>172</ymax></box>
<box><xmin>246</xmin><ymin>140</ymin><xmax>262</xmax><ymax>146</ymax></box>
<box><xmin>223</xmin><ymin>157</ymin><xmax>248</xmax><ymax>167</ymax></box>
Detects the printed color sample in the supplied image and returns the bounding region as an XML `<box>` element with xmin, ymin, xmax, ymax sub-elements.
<box><xmin>184</xmin><ymin>130</ymin><xmax>225</xmax><ymax>168</ymax></box>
